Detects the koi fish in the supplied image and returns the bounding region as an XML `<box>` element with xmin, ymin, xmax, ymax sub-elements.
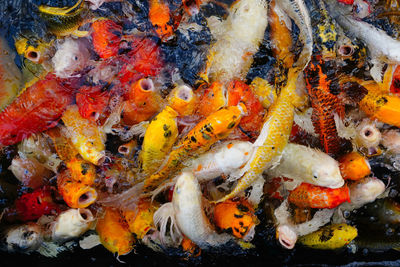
<box><xmin>139</xmin><ymin>106</ymin><xmax>179</xmax><ymax>176</ymax></box>
<box><xmin>76</xmin><ymin>84</ymin><xmax>110</xmax><ymax>121</ymax></box>
<box><xmin>172</xmin><ymin>172</ymin><xmax>231</xmax><ymax>248</ymax></box>
<box><xmin>203</xmin><ymin>0</ymin><xmax>268</xmax><ymax>83</ymax></box>
<box><xmin>61</xmin><ymin>105</ymin><xmax>106</xmax><ymax>165</ymax></box>
<box><xmin>1</xmin><ymin>223</ymin><xmax>43</xmax><ymax>253</ymax></box>
<box><xmin>288</xmin><ymin>183</ymin><xmax>350</xmax><ymax>209</ymax></box>
<box><xmin>51</xmin><ymin>208</ymin><xmax>94</xmax><ymax>242</ymax></box>
<box><xmin>298</xmin><ymin>223</ymin><xmax>357</xmax><ymax>250</ymax></box>
<box><xmin>91</xmin><ymin>19</ymin><xmax>122</xmax><ymax>59</ymax></box>
<box><xmin>0</xmin><ymin>37</ymin><xmax>21</xmax><ymax>110</ymax></box>
<box><xmin>167</xmin><ymin>84</ymin><xmax>197</xmax><ymax>116</ymax></box>
<box><xmin>304</xmin><ymin>58</ymin><xmax>344</xmax><ymax>157</ymax></box>
<box><xmin>149</xmin><ymin>0</ymin><xmax>175</xmax><ymax>42</ymax></box>
<box><xmin>213</xmin><ymin>199</ymin><xmax>258</xmax><ymax>241</ymax></box>
<box><xmin>197</xmin><ymin>81</ymin><xmax>226</xmax><ymax>117</ymax></box>
<box><xmin>227</xmin><ymin>80</ymin><xmax>265</xmax><ymax>140</ymax></box>
<box><xmin>14</xmin><ymin>187</ymin><xmax>59</xmax><ymax>222</ymax></box>
<box><xmin>216</xmin><ymin>68</ymin><xmax>302</xmax><ymax>203</ymax></box>
<box><xmin>122</xmin><ymin>78</ymin><xmax>164</xmax><ymax>125</ymax></box>
<box><xmin>117</xmin><ymin>36</ymin><xmax>164</xmax><ymax>85</ymax></box>
<box><xmin>338</xmin><ymin>152</ymin><xmax>371</xmax><ymax>180</ymax></box>
<box><xmin>266</xmin><ymin>143</ymin><xmax>344</xmax><ymax>189</ymax></box>
<box><xmin>96</xmin><ymin>207</ymin><xmax>134</xmax><ymax>255</ymax></box>
<box><xmin>124</xmin><ymin>200</ymin><xmax>158</xmax><ymax>240</ymax></box>
<box><xmin>0</xmin><ymin>73</ymin><xmax>76</xmax><ymax>147</ymax></box>
<box><xmin>38</xmin><ymin>0</ymin><xmax>89</xmax><ymax>37</ymax></box>
<box><xmin>143</xmin><ymin>104</ymin><xmax>246</xmax><ymax>192</ymax></box>
<box><xmin>340</xmin><ymin>177</ymin><xmax>385</xmax><ymax>211</ymax></box>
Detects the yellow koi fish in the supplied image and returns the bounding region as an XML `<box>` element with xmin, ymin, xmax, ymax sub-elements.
<box><xmin>216</xmin><ymin>69</ymin><xmax>303</xmax><ymax>203</ymax></box>
<box><xmin>143</xmin><ymin>104</ymin><xmax>246</xmax><ymax>192</ymax></box>
<box><xmin>298</xmin><ymin>223</ymin><xmax>357</xmax><ymax>250</ymax></box>
<box><xmin>61</xmin><ymin>105</ymin><xmax>106</xmax><ymax>165</ymax></box>
<box><xmin>139</xmin><ymin>106</ymin><xmax>179</xmax><ymax>176</ymax></box>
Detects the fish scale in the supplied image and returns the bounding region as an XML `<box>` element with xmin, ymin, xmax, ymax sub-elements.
<box><xmin>216</xmin><ymin>68</ymin><xmax>301</xmax><ymax>203</ymax></box>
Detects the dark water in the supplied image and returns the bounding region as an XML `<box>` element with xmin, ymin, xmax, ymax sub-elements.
<box><xmin>1</xmin><ymin>0</ymin><xmax>400</xmax><ymax>266</ymax></box>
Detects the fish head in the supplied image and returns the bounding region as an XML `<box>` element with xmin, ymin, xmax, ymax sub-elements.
<box><xmin>276</xmin><ymin>224</ymin><xmax>297</xmax><ymax>249</ymax></box>
<box><xmin>5</xmin><ymin>223</ymin><xmax>42</xmax><ymax>253</ymax></box>
<box><xmin>310</xmin><ymin>158</ymin><xmax>344</xmax><ymax>189</ymax></box>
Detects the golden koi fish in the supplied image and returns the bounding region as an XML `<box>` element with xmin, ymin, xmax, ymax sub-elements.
<box><xmin>61</xmin><ymin>105</ymin><xmax>106</xmax><ymax>165</ymax></box>
<box><xmin>139</xmin><ymin>106</ymin><xmax>179</xmax><ymax>176</ymax></box>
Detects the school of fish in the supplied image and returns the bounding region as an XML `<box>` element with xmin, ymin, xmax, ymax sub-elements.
<box><xmin>2</xmin><ymin>0</ymin><xmax>400</xmax><ymax>261</ymax></box>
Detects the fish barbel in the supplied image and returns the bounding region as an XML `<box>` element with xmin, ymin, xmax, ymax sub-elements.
<box><xmin>216</xmin><ymin>68</ymin><xmax>303</xmax><ymax>203</ymax></box>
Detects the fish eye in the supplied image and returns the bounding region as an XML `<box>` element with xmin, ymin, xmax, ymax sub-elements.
<box><xmin>312</xmin><ymin>172</ymin><xmax>318</xmax><ymax>179</ymax></box>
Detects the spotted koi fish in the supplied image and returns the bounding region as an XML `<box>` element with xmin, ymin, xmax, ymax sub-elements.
<box><xmin>143</xmin><ymin>104</ymin><xmax>246</xmax><ymax>192</ymax></box>
<box><xmin>304</xmin><ymin>58</ymin><xmax>344</xmax><ymax>157</ymax></box>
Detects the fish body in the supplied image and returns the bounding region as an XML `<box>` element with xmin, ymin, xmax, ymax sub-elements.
<box><xmin>197</xmin><ymin>82</ymin><xmax>226</xmax><ymax>117</ymax></box>
<box><xmin>338</xmin><ymin>151</ymin><xmax>371</xmax><ymax>180</ymax></box>
<box><xmin>149</xmin><ymin>0</ymin><xmax>175</xmax><ymax>42</ymax></box>
<box><xmin>124</xmin><ymin>200</ymin><xmax>157</xmax><ymax>240</ymax></box>
<box><xmin>143</xmin><ymin>104</ymin><xmax>245</xmax><ymax>192</ymax></box>
<box><xmin>61</xmin><ymin>105</ymin><xmax>106</xmax><ymax>165</ymax></box>
<box><xmin>38</xmin><ymin>0</ymin><xmax>89</xmax><ymax>37</ymax></box>
<box><xmin>0</xmin><ymin>74</ymin><xmax>75</xmax><ymax>147</ymax></box>
<box><xmin>277</xmin><ymin>0</ymin><xmax>312</xmax><ymax>70</ymax></box>
<box><xmin>216</xmin><ymin>69</ymin><xmax>301</xmax><ymax>203</ymax></box>
<box><xmin>298</xmin><ymin>223</ymin><xmax>357</xmax><ymax>250</ymax></box>
<box><xmin>123</xmin><ymin>78</ymin><xmax>163</xmax><ymax>125</ymax></box>
<box><xmin>91</xmin><ymin>19</ymin><xmax>122</xmax><ymax>59</ymax></box>
<box><xmin>15</xmin><ymin>187</ymin><xmax>59</xmax><ymax>221</ymax></box>
<box><xmin>304</xmin><ymin>58</ymin><xmax>343</xmax><ymax>157</ymax></box>
<box><xmin>204</xmin><ymin>0</ymin><xmax>268</xmax><ymax>83</ymax></box>
<box><xmin>227</xmin><ymin>80</ymin><xmax>265</xmax><ymax>140</ymax></box>
<box><xmin>0</xmin><ymin>37</ymin><xmax>21</xmax><ymax>110</ymax></box>
<box><xmin>340</xmin><ymin>177</ymin><xmax>385</xmax><ymax>211</ymax></box>
<box><xmin>139</xmin><ymin>106</ymin><xmax>179</xmax><ymax>176</ymax></box>
<box><xmin>76</xmin><ymin>84</ymin><xmax>110</xmax><ymax>121</ymax></box>
<box><xmin>96</xmin><ymin>207</ymin><xmax>134</xmax><ymax>255</ymax></box>
<box><xmin>187</xmin><ymin>140</ymin><xmax>253</xmax><ymax>182</ymax></box>
<box><xmin>172</xmin><ymin>172</ymin><xmax>231</xmax><ymax>248</ymax></box>
<box><xmin>267</xmin><ymin>143</ymin><xmax>344</xmax><ymax>189</ymax></box>
<box><xmin>288</xmin><ymin>183</ymin><xmax>350</xmax><ymax>209</ymax></box>
<box><xmin>213</xmin><ymin>199</ymin><xmax>257</xmax><ymax>240</ymax></box>
<box><xmin>2</xmin><ymin>223</ymin><xmax>43</xmax><ymax>253</ymax></box>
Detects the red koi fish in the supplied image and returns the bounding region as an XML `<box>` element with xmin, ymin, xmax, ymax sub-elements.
<box><xmin>14</xmin><ymin>187</ymin><xmax>60</xmax><ymax>221</ymax></box>
<box><xmin>288</xmin><ymin>183</ymin><xmax>350</xmax><ymax>209</ymax></box>
<box><xmin>117</xmin><ymin>36</ymin><xmax>163</xmax><ymax>85</ymax></box>
<box><xmin>91</xmin><ymin>19</ymin><xmax>123</xmax><ymax>59</ymax></box>
<box><xmin>304</xmin><ymin>58</ymin><xmax>344</xmax><ymax>157</ymax></box>
<box><xmin>390</xmin><ymin>65</ymin><xmax>400</xmax><ymax>95</ymax></box>
<box><xmin>76</xmin><ymin>84</ymin><xmax>110</xmax><ymax>121</ymax></box>
<box><xmin>0</xmin><ymin>73</ymin><xmax>76</xmax><ymax>146</ymax></box>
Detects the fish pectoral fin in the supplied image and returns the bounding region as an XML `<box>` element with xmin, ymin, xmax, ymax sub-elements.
<box><xmin>370</xmin><ymin>60</ymin><xmax>385</xmax><ymax>84</ymax></box>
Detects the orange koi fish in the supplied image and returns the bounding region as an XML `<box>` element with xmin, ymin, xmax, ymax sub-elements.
<box><xmin>149</xmin><ymin>0</ymin><xmax>175</xmax><ymax>42</ymax></box>
<box><xmin>197</xmin><ymin>81</ymin><xmax>226</xmax><ymax>117</ymax></box>
<box><xmin>96</xmin><ymin>207</ymin><xmax>134</xmax><ymax>255</ymax></box>
<box><xmin>122</xmin><ymin>78</ymin><xmax>164</xmax><ymax>125</ymax></box>
<box><xmin>288</xmin><ymin>183</ymin><xmax>350</xmax><ymax>209</ymax></box>
<box><xmin>304</xmin><ymin>58</ymin><xmax>344</xmax><ymax>157</ymax></box>
<box><xmin>227</xmin><ymin>80</ymin><xmax>265</xmax><ymax>140</ymax></box>
<box><xmin>338</xmin><ymin>151</ymin><xmax>371</xmax><ymax>181</ymax></box>
<box><xmin>0</xmin><ymin>73</ymin><xmax>76</xmax><ymax>146</ymax></box>
<box><xmin>91</xmin><ymin>19</ymin><xmax>123</xmax><ymax>59</ymax></box>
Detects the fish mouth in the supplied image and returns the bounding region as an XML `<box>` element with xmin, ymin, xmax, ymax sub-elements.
<box><xmin>327</xmin><ymin>178</ymin><xmax>345</xmax><ymax>189</ymax></box>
